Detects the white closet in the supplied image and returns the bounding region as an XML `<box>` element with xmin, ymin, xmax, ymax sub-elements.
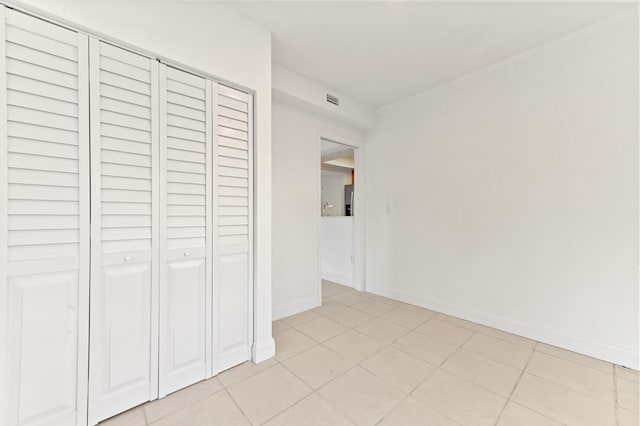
<box><xmin>213</xmin><ymin>84</ymin><xmax>253</xmax><ymax>372</ymax></box>
<box><xmin>0</xmin><ymin>9</ymin><xmax>89</xmax><ymax>426</ymax></box>
<box><xmin>0</xmin><ymin>7</ymin><xmax>255</xmax><ymax>426</ymax></box>
<box><xmin>87</xmin><ymin>39</ymin><xmax>159</xmax><ymax>424</ymax></box>
<box><xmin>158</xmin><ymin>65</ymin><xmax>212</xmax><ymax>397</ymax></box>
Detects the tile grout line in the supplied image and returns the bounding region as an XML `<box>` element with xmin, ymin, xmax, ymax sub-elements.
<box><xmin>613</xmin><ymin>363</ymin><xmax>620</xmax><ymax>426</ymax></box>
<box><xmin>222</xmin><ymin>387</ymin><xmax>254</xmax><ymax>426</ymax></box>
<box><xmin>493</xmin><ymin>342</ymin><xmax>536</xmax><ymax>426</ymax></box>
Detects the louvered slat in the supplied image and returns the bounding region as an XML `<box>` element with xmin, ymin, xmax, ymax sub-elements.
<box><xmin>88</xmin><ymin>39</ymin><xmax>158</xmax><ymax>424</ymax></box>
<box><xmin>1</xmin><ymin>9</ymin><xmax>90</xmax><ymax>426</ymax></box>
<box><xmin>158</xmin><ymin>65</ymin><xmax>211</xmax><ymax>396</ymax></box>
<box><xmin>213</xmin><ymin>82</ymin><xmax>253</xmax><ymax>372</ymax></box>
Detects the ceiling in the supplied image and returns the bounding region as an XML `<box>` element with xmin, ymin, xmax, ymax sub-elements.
<box><xmin>224</xmin><ymin>1</ymin><xmax>633</xmax><ymax>107</ymax></box>
<box><xmin>321</xmin><ymin>140</ymin><xmax>354</xmax><ymax>170</ymax></box>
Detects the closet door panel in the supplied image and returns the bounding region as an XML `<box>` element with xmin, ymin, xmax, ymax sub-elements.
<box><xmin>0</xmin><ymin>8</ymin><xmax>89</xmax><ymax>426</ymax></box>
<box><xmin>213</xmin><ymin>84</ymin><xmax>253</xmax><ymax>373</ymax></box>
<box><xmin>88</xmin><ymin>38</ymin><xmax>158</xmax><ymax>425</ymax></box>
<box><xmin>158</xmin><ymin>65</ymin><xmax>211</xmax><ymax>396</ymax></box>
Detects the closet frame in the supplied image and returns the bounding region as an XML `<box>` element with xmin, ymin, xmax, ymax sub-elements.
<box><xmin>0</xmin><ymin>4</ymin><xmax>257</xmax><ymax>425</ymax></box>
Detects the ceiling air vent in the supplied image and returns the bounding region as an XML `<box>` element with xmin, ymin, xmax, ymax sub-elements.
<box><xmin>326</xmin><ymin>93</ymin><xmax>340</xmax><ymax>106</ymax></box>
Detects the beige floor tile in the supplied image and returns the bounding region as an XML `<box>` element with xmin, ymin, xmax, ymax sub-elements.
<box><xmin>477</xmin><ymin>326</ymin><xmax>536</xmax><ymax>349</ymax></box>
<box><xmin>330</xmin><ymin>291</ymin><xmax>371</xmax><ymax>306</ymax></box>
<box><xmin>313</xmin><ymin>299</ymin><xmax>344</xmax><ymax>316</ymax></box>
<box><xmin>356</xmin><ymin>317</ymin><xmax>410</xmax><ymax>344</ymax></box>
<box><xmin>413</xmin><ymin>369</ymin><xmax>506</xmax><ymax>426</ymax></box>
<box><xmin>393</xmin><ymin>331</ymin><xmax>458</xmax><ymax>365</ymax></box>
<box><xmin>463</xmin><ymin>333</ymin><xmax>532</xmax><ymax>370</ymax></box>
<box><xmin>378</xmin><ymin>397</ymin><xmax>458</xmax><ymax>426</ymax></box>
<box><xmin>281</xmin><ymin>310</ymin><xmax>321</xmax><ymax>327</ymax></box>
<box><xmin>327</xmin><ymin>306</ymin><xmax>375</xmax><ymax>328</ymax></box>
<box><xmin>619</xmin><ymin>408</ymin><xmax>640</xmax><ymax>426</ymax></box>
<box><xmin>441</xmin><ymin>349</ymin><xmax>521</xmax><ymax>397</ymax></box>
<box><xmin>100</xmin><ymin>406</ymin><xmax>146</xmax><ymax>426</ymax></box>
<box><xmin>274</xmin><ymin>328</ymin><xmax>318</xmax><ymax>361</ymax></box>
<box><xmin>282</xmin><ymin>345</ymin><xmax>354</xmax><ymax>389</ymax></box>
<box><xmin>295</xmin><ymin>316</ymin><xmax>349</xmax><ymax>342</ymax></box>
<box><xmin>351</xmin><ymin>299</ymin><xmax>395</xmax><ymax>316</ymax></box>
<box><xmin>264</xmin><ymin>393</ymin><xmax>354</xmax><ymax>426</ymax></box>
<box><xmin>324</xmin><ymin>329</ymin><xmax>386</xmax><ymax>363</ymax></box>
<box><xmin>536</xmin><ymin>343</ymin><xmax>612</xmax><ymax>373</ymax></box>
<box><xmin>526</xmin><ymin>351</ymin><xmax>614</xmax><ymax>404</ymax></box>
<box><xmin>149</xmin><ymin>391</ymin><xmax>249</xmax><ymax>426</ymax></box>
<box><xmin>435</xmin><ymin>313</ymin><xmax>481</xmax><ymax>331</ymax></box>
<box><xmin>512</xmin><ymin>373</ymin><xmax>615</xmax><ymax>426</ymax></box>
<box><xmin>144</xmin><ymin>377</ymin><xmax>223</xmax><ymax>423</ymax></box>
<box><xmin>217</xmin><ymin>358</ymin><xmax>278</xmax><ymax>388</ymax></box>
<box><xmin>617</xmin><ymin>376</ymin><xmax>639</xmax><ymax>412</ymax></box>
<box><xmin>380</xmin><ymin>307</ymin><xmax>433</xmax><ymax>329</ymax></box>
<box><xmin>322</xmin><ymin>280</ymin><xmax>353</xmax><ymax>297</ymax></box>
<box><xmin>361</xmin><ymin>347</ymin><xmax>435</xmax><ymax>392</ymax></box>
<box><xmin>323</xmin><ymin>284</ymin><xmax>350</xmax><ymax>298</ymax></box>
<box><xmin>227</xmin><ymin>364</ymin><xmax>311</xmax><ymax>425</ymax></box>
<box><xmin>497</xmin><ymin>401</ymin><xmax>562</xmax><ymax>426</ymax></box>
<box><xmin>318</xmin><ymin>366</ymin><xmax>405</xmax><ymax>426</ymax></box>
<box><xmin>272</xmin><ymin>320</ymin><xmax>291</xmax><ymax>335</ymax></box>
<box><xmin>416</xmin><ymin>319</ymin><xmax>475</xmax><ymax>346</ymax></box>
<box><xmin>616</xmin><ymin>365</ymin><xmax>640</xmax><ymax>383</ymax></box>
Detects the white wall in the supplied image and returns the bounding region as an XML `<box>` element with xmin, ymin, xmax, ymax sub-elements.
<box><xmin>12</xmin><ymin>0</ymin><xmax>276</xmax><ymax>362</ymax></box>
<box><xmin>321</xmin><ymin>217</ymin><xmax>355</xmax><ymax>287</ymax></box>
<box><xmin>272</xmin><ymin>101</ymin><xmax>364</xmax><ymax>319</ymax></box>
<box><xmin>273</xmin><ymin>64</ymin><xmax>375</xmax><ymax>130</ymax></box>
<box><xmin>365</xmin><ymin>10</ymin><xmax>639</xmax><ymax>368</ymax></box>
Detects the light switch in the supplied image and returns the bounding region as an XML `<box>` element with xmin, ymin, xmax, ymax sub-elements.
<box><xmin>385</xmin><ymin>204</ymin><xmax>391</xmax><ymax>214</ymax></box>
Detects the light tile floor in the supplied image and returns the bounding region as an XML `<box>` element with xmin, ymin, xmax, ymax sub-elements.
<box><xmin>101</xmin><ymin>281</ymin><xmax>639</xmax><ymax>426</ymax></box>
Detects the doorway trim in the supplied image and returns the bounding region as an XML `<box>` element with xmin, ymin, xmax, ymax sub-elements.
<box><xmin>316</xmin><ymin>133</ymin><xmax>365</xmax><ymax>306</ymax></box>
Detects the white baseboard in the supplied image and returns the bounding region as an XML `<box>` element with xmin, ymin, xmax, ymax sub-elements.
<box><xmin>321</xmin><ymin>271</ymin><xmax>354</xmax><ymax>288</ymax></box>
<box><xmin>272</xmin><ymin>293</ymin><xmax>320</xmax><ymax>321</ymax></box>
<box><xmin>252</xmin><ymin>338</ymin><xmax>275</xmax><ymax>363</ymax></box>
<box><xmin>367</xmin><ymin>284</ymin><xmax>639</xmax><ymax>370</ymax></box>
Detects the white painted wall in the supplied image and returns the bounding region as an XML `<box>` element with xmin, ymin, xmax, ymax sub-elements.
<box><xmin>273</xmin><ymin>64</ymin><xmax>375</xmax><ymax>130</ymax></box>
<box><xmin>12</xmin><ymin>0</ymin><xmax>276</xmax><ymax>361</ymax></box>
<box><xmin>321</xmin><ymin>217</ymin><xmax>355</xmax><ymax>287</ymax></box>
<box><xmin>272</xmin><ymin>101</ymin><xmax>364</xmax><ymax>319</ymax></box>
<box><xmin>365</xmin><ymin>10</ymin><xmax>639</xmax><ymax>368</ymax></box>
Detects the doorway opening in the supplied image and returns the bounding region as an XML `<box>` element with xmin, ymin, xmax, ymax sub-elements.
<box><xmin>319</xmin><ymin>138</ymin><xmax>363</xmax><ymax>301</ymax></box>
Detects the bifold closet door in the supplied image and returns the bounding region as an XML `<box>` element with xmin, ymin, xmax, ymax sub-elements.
<box><xmin>0</xmin><ymin>8</ymin><xmax>90</xmax><ymax>426</ymax></box>
<box><xmin>158</xmin><ymin>65</ymin><xmax>212</xmax><ymax>396</ymax></box>
<box><xmin>88</xmin><ymin>38</ymin><xmax>159</xmax><ymax>424</ymax></box>
<box><xmin>213</xmin><ymin>83</ymin><xmax>253</xmax><ymax>372</ymax></box>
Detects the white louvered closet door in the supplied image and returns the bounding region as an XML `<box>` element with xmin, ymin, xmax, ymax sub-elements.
<box><xmin>158</xmin><ymin>65</ymin><xmax>212</xmax><ymax>396</ymax></box>
<box><xmin>88</xmin><ymin>38</ymin><xmax>159</xmax><ymax>424</ymax></box>
<box><xmin>213</xmin><ymin>83</ymin><xmax>253</xmax><ymax>372</ymax></box>
<box><xmin>0</xmin><ymin>9</ymin><xmax>90</xmax><ymax>426</ymax></box>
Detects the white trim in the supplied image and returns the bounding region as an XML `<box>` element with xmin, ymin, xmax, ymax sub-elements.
<box><xmin>367</xmin><ymin>283</ymin><xmax>640</xmax><ymax>370</ymax></box>
<box><xmin>76</xmin><ymin>31</ymin><xmax>90</xmax><ymax>426</ymax></box>
<box><xmin>252</xmin><ymin>338</ymin><xmax>276</xmax><ymax>364</ymax></box>
<box><xmin>149</xmin><ymin>58</ymin><xmax>160</xmax><ymax>402</ymax></box>
<box><xmin>317</xmin><ymin>134</ymin><xmax>366</xmax><ymax>295</ymax></box>
<box><xmin>156</xmin><ymin>63</ymin><xmax>168</xmax><ymax>399</ymax></box>
<box><xmin>272</xmin><ymin>294</ymin><xmax>320</xmax><ymax>321</ymax></box>
<box><xmin>87</xmin><ymin>36</ymin><xmax>101</xmax><ymax>426</ymax></box>
<box><xmin>0</xmin><ymin>6</ymin><xmax>8</xmax><ymax>425</ymax></box>
<box><xmin>247</xmin><ymin>92</ymin><xmax>257</xmax><ymax>365</ymax></box>
<box><xmin>205</xmin><ymin>79</ymin><xmax>214</xmax><ymax>379</ymax></box>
